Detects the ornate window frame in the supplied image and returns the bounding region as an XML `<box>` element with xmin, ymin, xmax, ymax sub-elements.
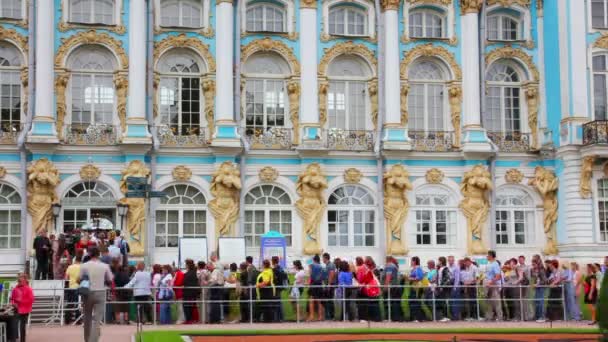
<box><xmin>402</xmin><ymin>0</ymin><xmax>456</xmax><ymax>45</ymax></box>
<box><xmin>493</xmin><ymin>184</ymin><xmax>537</xmax><ymax>247</ymax></box>
<box><xmin>154</xmin><ymin>0</ymin><xmax>213</xmax><ymax>37</ymax></box>
<box><xmin>408</xmin><ymin>183</ymin><xmax>459</xmax><ymax>248</ymax></box>
<box><xmin>592</xmin><ymin>162</ymin><xmax>608</xmax><ymax>244</ymax></box>
<box><xmin>588</xmin><ymin>0</ymin><xmax>608</xmax><ymax>34</ymax></box>
<box><xmin>0</xmin><ymin>182</ymin><xmax>22</xmax><ymax>250</ymax></box>
<box><xmin>0</xmin><ymin>26</ymin><xmax>29</xmax><ymax>131</ymax></box>
<box><xmin>321</xmin><ymin>0</ymin><xmax>376</xmax><ymax>42</ymax></box>
<box><xmin>485</xmin><ymin>2</ymin><xmax>532</xmax><ymax>48</ymax></box>
<box><xmin>59</xmin><ymin>0</ymin><xmax>126</xmax><ymax>34</ymax></box>
<box><xmin>243</xmin><ymin>184</ymin><xmax>294</xmax><ymax>248</ymax></box>
<box><xmin>589</xmin><ymin>37</ymin><xmax>608</xmax><ymax>121</ymax></box>
<box><xmin>326</xmin><ymin>184</ymin><xmax>377</xmax><ymax>248</ymax></box>
<box><xmin>240</xmin><ymin>0</ymin><xmax>297</xmax><ymax>40</ymax></box>
<box><xmin>0</xmin><ymin>0</ymin><xmax>28</xmax><ymax>28</ymax></box>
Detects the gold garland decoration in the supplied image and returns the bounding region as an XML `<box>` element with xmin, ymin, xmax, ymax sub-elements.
<box><xmin>318</xmin><ymin>41</ymin><xmax>377</xmax><ymax>77</ymax></box>
<box><xmin>241</xmin><ymin>37</ymin><xmax>300</xmax><ymax>76</ymax></box>
<box><xmin>400</xmin><ymin>43</ymin><xmax>462</xmax><ymax>81</ymax></box>
<box><xmin>485</xmin><ymin>47</ymin><xmax>539</xmax><ymax>81</ymax></box>
<box><xmin>154</xmin><ymin>33</ymin><xmax>216</xmax><ymax>73</ymax></box>
<box><xmin>55</xmin><ymin>30</ymin><xmax>128</xmax><ymax>69</ymax></box>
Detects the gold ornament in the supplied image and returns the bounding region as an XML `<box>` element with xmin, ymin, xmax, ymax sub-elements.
<box><xmin>319</xmin><ymin>41</ymin><xmax>377</xmax><ymax>77</ymax></box>
<box><xmin>381</xmin><ymin>0</ymin><xmax>400</xmax><ymax>11</ymax></box>
<box><xmin>537</xmin><ymin>0</ymin><xmax>543</xmax><ymax>17</ymax></box>
<box><xmin>460</xmin><ymin>0</ymin><xmax>483</xmax><ymax>14</ymax></box>
<box><xmin>202</xmin><ymin>79</ymin><xmax>216</xmax><ymax>140</ymax></box>
<box><xmin>172</xmin><ymin>165</ymin><xmax>193</xmax><ymax>182</ymax></box>
<box><xmin>407</xmin><ymin>0</ymin><xmax>452</xmax><ymax>5</ymax></box>
<box><xmin>344</xmin><ymin>168</ymin><xmax>363</xmax><ymax>184</ymax></box>
<box><xmin>368</xmin><ymin>80</ymin><xmax>379</xmax><ymax>129</ymax></box>
<box><xmin>425</xmin><ymin>168</ymin><xmax>444</xmax><ymax>184</ymax></box>
<box><xmin>154</xmin><ymin>34</ymin><xmax>216</xmax><ymax>72</ymax></box>
<box><xmin>0</xmin><ymin>26</ymin><xmax>28</xmax><ymax>58</ymax></box>
<box><xmin>460</xmin><ymin>165</ymin><xmax>492</xmax><ymax>255</ymax></box>
<box><xmin>287</xmin><ymin>80</ymin><xmax>301</xmax><ymax>145</ymax></box>
<box><xmin>400</xmin><ymin>84</ymin><xmax>409</xmax><ymax>126</ymax></box>
<box><xmin>594</xmin><ymin>35</ymin><xmax>608</xmax><ymax>49</ymax></box>
<box><xmin>241</xmin><ymin>38</ymin><xmax>300</xmax><ymax>76</ymax></box>
<box><xmin>55</xmin><ymin>30</ymin><xmax>128</xmax><ymax>69</ymax></box>
<box><xmin>0</xmin><ymin>166</ymin><xmax>6</xmax><ymax>179</ymax></box>
<box><xmin>505</xmin><ymin>169</ymin><xmax>524</xmax><ymax>184</ymax></box>
<box><xmin>485</xmin><ymin>47</ymin><xmax>539</xmax><ymax>81</ymax></box>
<box><xmin>580</xmin><ymin>156</ymin><xmax>595</xmax><ymax>199</ymax></box>
<box><xmin>401</xmin><ymin>44</ymin><xmax>462</xmax><ymax>81</ymax></box>
<box><xmin>384</xmin><ymin>165</ymin><xmax>413</xmax><ymax>255</ymax></box>
<box><xmin>20</xmin><ymin>68</ymin><xmax>28</xmax><ymax>118</ymax></box>
<box><xmin>528</xmin><ymin>166</ymin><xmax>559</xmax><ymax>256</ymax></box>
<box><xmin>114</xmin><ymin>74</ymin><xmax>128</xmax><ymax>132</ymax></box>
<box><xmin>119</xmin><ymin>160</ymin><xmax>151</xmax><ymax>256</ymax></box>
<box><xmin>27</xmin><ymin>159</ymin><xmax>60</xmax><ymax>235</ymax></box>
<box><xmin>448</xmin><ymin>84</ymin><xmax>462</xmax><ymax>148</ymax></box>
<box><xmin>300</xmin><ymin>0</ymin><xmax>317</xmax><ymax>9</ymax></box>
<box><xmin>296</xmin><ymin>163</ymin><xmax>328</xmax><ymax>255</ymax></box>
<box><xmin>54</xmin><ymin>72</ymin><xmax>70</xmax><ymax>139</ymax></box>
<box><xmin>58</xmin><ymin>21</ymin><xmax>126</xmax><ymax>35</ymax></box>
<box><xmin>153</xmin><ymin>72</ymin><xmax>160</xmax><ymax>119</ymax></box>
<box><xmin>486</xmin><ymin>0</ymin><xmax>530</xmax><ymax>7</ymax></box>
<box><xmin>79</xmin><ymin>164</ymin><xmax>101</xmax><ymax>181</ymax></box>
<box><xmin>209</xmin><ymin>162</ymin><xmax>241</xmax><ymax>238</ymax></box>
<box><xmin>318</xmin><ymin>81</ymin><xmax>329</xmax><ymax>126</ymax></box>
<box><xmin>259</xmin><ymin>166</ymin><xmax>279</xmax><ymax>182</ymax></box>
<box><xmin>525</xmin><ymin>84</ymin><xmax>539</xmax><ymax>149</ymax></box>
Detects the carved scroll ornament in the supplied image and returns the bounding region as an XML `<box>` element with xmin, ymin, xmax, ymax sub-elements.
<box><xmin>384</xmin><ymin>165</ymin><xmax>413</xmax><ymax>255</ymax></box>
<box><xmin>55</xmin><ymin>72</ymin><xmax>70</xmax><ymax>140</ymax></box>
<box><xmin>287</xmin><ymin>80</ymin><xmax>301</xmax><ymax>145</ymax></box>
<box><xmin>209</xmin><ymin>162</ymin><xmax>242</xmax><ymax>239</ymax></box>
<box><xmin>318</xmin><ymin>41</ymin><xmax>377</xmax><ymax>77</ymax></box>
<box><xmin>525</xmin><ymin>84</ymin><xmax>539</xmax><ymax>150</ymax></box>
<box><xmin>0</xmin><ymin>166</ymin><xmax>6</xmax><ymax>179</ymax></box>
<box><xmin>368</xmin><ymin>80</ymin><xmax>379</xmax><ymax>130</ymax></box>
<box><xmin>448</xmin><ymin>84</ymin><xmax>462</xmax><ymax>148</ymax></box>
<box><xmin>401</xmin><ymin>44</ymin><xmax>462</xmax><ymax>81</ymax></box>
<box><xmin>460</xmin><ymin>0</ymin><xmax>483</xmax><ymax>14</ymax></box>
<box><xmin>580</xmin><ymin>156</ymin><xmax>595</xmax><ymax>199</ymax></box>
<box><xmin>114</xmin><ymin>74</ymin><xmax>128</xmax><ymax>132</ymax></box>
<box><xmin>202</xmin><ymin>79</ymin><xmax>216</xmax><ymax>139</ymax></box>
<box><xmin>318</xmin><ymin>81</ymin><xmax>329</xmax><ymax>126</ymax></box>
<box><xmin>485</xmin><ymin>47</ymin><xmax>539</xmax><ymax>81</ymax></box>
<box><xmin>55</xmin><ymin>30</ymin><xmax>128</xmax><ymax>69</ymax></box>
<box><xmin>119</xmin><ymin>160</ymin><xmax>151</xmax><ymax>256</ymax></box>
<box><xmin>154</xmin><ymin>34</ymin><xmax>216</xmax><ymax>72</ymax></box>
<box><xmin>425</xmin><ymin>168</ymin><xmax>444</xmax><ymax>184</ymax></box>
<box><xmin>296</xmin><ymin>163</ymin><xmax>328</xmax><ymax>255</ymax></box>
<box><xmin>528</xmin><ymin>166</ymin><xmax>559</xmax><ymax>256</ymax></box>
<box><xmin>27</xmin><ymin>159</ymin><xmax>60</xmax><ymax>235</ymax></box>
<box><xmin>241</xmin><ymin>38</ymin><xmax>300</xmax><ymax>76</ymax></box>
<box><xmin>459</xmin><ymin>165</ymin><xmax>492</xmax><ymax>255</ymax></box>
<box><xmin>400</xmin><ymin>84</ymin><xmax>409</xmax><ymax>126</ymax></box>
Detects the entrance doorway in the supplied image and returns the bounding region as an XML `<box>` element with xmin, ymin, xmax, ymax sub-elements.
<box><xmin>61</xmin><ymin>181</ymin><xmax>118</xmax><ymax>233</ymax></box>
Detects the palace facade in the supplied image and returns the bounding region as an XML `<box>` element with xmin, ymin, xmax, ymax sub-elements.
<box><xmin>0</xmin><ymin>0</ymin><xmax>605</xmax><ymax>273</ymax></box>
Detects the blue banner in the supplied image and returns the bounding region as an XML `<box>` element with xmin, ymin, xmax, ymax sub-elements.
<box><xmin>259</xmin><ymin>231</ymin><xmax>287</xmax><ymax>268</ymax></box>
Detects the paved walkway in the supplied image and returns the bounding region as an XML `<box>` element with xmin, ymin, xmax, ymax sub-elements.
<box><xmin>27</xmin><ymin>321</ymin><xmax>598</xmax><ymax>342</ymax></box>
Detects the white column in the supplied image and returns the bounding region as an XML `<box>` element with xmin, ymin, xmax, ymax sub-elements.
<box><xmin>460</xmin><ymin>2</ymin><xmax>490</xmax><ymax>152</ymax></box>
<box><xmin>299</xmin><ymin>0</ymin><xmax>320</xmax><ymax>141</ymax></box>
<box><xmin>124</xmin><ymin>0</ymin><xmax>150</xmax><ymax>141</ymax></box>
<box><xmin>29</xmin><ymin>0</ymin><xmax>56</xmax><ymax>140</ymax></box>
<box><xmin>568</xmin><ymin>0</ymin><xmax>589</xmax><ymax>120</ymax></box>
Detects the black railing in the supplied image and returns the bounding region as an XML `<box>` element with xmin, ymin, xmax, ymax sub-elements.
<box><xmin>325</xmin><ymin>128</ymin><xmax>375</xmax><ymax>151</ymax></box>
<box><xmin>582</xmin><ymin>120</ymin><xmax>608</xmax><ymax>145</ymax></box>
<box><xmin>64</xmin><ymin>124</ymin><xmax>119</xmax><ymax>145</ymax></box>
<box><xmin>155</xmin><ymin>125</ymin><xmax>208</xmax><ymax>147</ymax></box>
<box><xmin>244</xmin><ymin>127</ymin><xmax>293</xmax><ymax>150</ymax></box>
<box><xmin>409</xmin><ymin>130</ymin><xmax>454</xmax><ymax>151</ymax></box>
<box><xmin>487</xmin><ymin>131</ymin><xmax>531</xmax><ymax>152</ymax></box>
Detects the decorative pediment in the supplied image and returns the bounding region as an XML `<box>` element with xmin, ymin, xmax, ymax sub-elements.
<box><xmin>241</xmin><ymin>38</ymin><xmax>300</xmax><ymax>76</ymax></box>
<box><xmin>319</xmin><ymin>41</ymin><xmax>377</xmax><ymax>77</ymax></box>
<box><xmin>154</xmin><ymin>34</ymin><xmax>216</xmax><ymax>72</ymax></box>
<box><xmin>401</xmin><ymin>44</ymin><xmax>462</xmax><ymax>81</ymax></box>
<box><xmin>55</xmin><ymin>30</ymin><xmax>128</xmax><ymax>69</ymax></box>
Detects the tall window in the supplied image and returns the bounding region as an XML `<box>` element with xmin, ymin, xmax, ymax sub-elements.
<box><xmin>408</xmin><ymin>59</ymin><xmax>446</xmax><ymax>133</ymax></box>
<box><xmin>62</xmin><ymin>181</ymin><xmax>117</xmax><ymax>233</ymax></box>
<box><xmin>593</xmin><ymin>0</ymin><xmax>608</xmax><ymax>29</ymax></box>
<box><xmin>158</xmin><ymin>49</ymin><xmax>204</xmax><ymax>136</ymax></box>
<box><xmin>412</xmin><ymin>186</ymin><xmax>457</xmax><ymax>246</ymax></box>
<box><xmin>69</xmin><ymin>0</ymin><xmax>115</xmax><ymax>25</ymax></box>
<box><xmin>0</xmin><ymin>42</ymin><xmax>23</xmax><ymax>133</ymax></box>
<box><xmin>160</xmin><ymin>0</ymin><xmax>203</xmax><ymax>28</ymax></box>
<box><xmin>155</xmin><ymin>184</ymin><xmax>207</xmax><ymax>248</ymax></box>
<box><xmin>244</xmin><ymin>52</ymin><xmax>289</xmax><ymax>135</ymax></box>
<box><xmin>409</xmin><ymin>8</ymin><xmax>445</xmax><ymax>39</ymax></box>
<box><xmin>246</xmin><ymin>3</ymin><xmax>286</xmax><ymax>32</ymax></box>
<box><xmin>0</xmin><ymin>183</ymin><xmax>21</xmax><ymax>249</ymax></box>
<box><xmin>484</xmin><ymin>61</ymin><xmax>523</xmax><ymax>134</ymax></box>
<box><xmin>495</xmin><ymin>187</ymin><xmax>535</xmax><ymax>246</ymax></box>
<box><xmin>487</xmin><ymin>13</ymin><xmax>521</xmax><ymax>41</ymax></box>
<box><xmin>68</xmin><ymin>46</ymin><xmax>117</xmax><ymax>131</ymax></box>
<box><xmin>0</xmin><ymin>0</ymin><xmax>22</xmax><ymax>19</ymax></box>
<box><xmin>328</xmin><ymin>5</ymin><xmax>366</xmax><ymax>36</ymax></box>
<box><xmin>597</xmin><ymin>179</ymin><xmax>608</xmax><ymax>242</ymax></box>
<box><xmin>594</xmin><ymin>54</ymin><xmax>608</xmax><ymax>120</ymax></box>
<box><xmin>327</xmin><ymin>55</ymin><xmax>371</xmax><ymax>130</ymax></box>
<box><xmin>327</xmin><ymin>185</ymin><xmax>375</xmax><ymax>247</ymax></box>
<box><xmin>244</xmin><ymin>185</ymin><xmax>292</xmax><ymax>247</ymax></box>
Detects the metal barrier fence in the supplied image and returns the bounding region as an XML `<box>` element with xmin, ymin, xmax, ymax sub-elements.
<box><xmin>11</xmin><ymin>283</ymin><xmax>574</xmax><ymax>326</ymax></box>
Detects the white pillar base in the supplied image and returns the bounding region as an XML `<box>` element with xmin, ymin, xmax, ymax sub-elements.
<box><xmin>382</xmin><ymin>126</ymin><xmax>411</xmax><ymax>151</ymax></box>
<box><xmin>211</xmin><ymin>121</ymin><xmax>241</xmax><ymax>148</ymax></box>
<box><xmin>462</xmin><ymin>125</ymin><xmax>491</xmax><ymax>153</ymax></box>
<box><xmin>27</xmin><ymin>117</ymin><xmax>59</xmax><ymax>143</ymax></box>
<box><xmin>123</xmin><ymin>118</ymin><xmax>152</xmax><ymax>144</ymax></box>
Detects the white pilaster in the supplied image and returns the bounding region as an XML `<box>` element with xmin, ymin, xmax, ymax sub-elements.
<box><xmin>460</xmin><ymin>3</ymin><xmax>491</xmax><ymax>152</ymax></box>
<box><xmin>124</xmin><ymin>0</ymin><xmax>151</xmax><ymax>142</ymax></box>
<box><xmin>299</xmin><ymin>1</ymin><xmax>320</xmax><ymax>143</ymax></box>
<box><xmin>537</xmin><ymin>11</ymin><xmax>549</xmax><ymax>145</ymax></box>
<box><xmin>212</xmin><ymin>0</ymin><xmax>240</xmax><ymax>146</ymax></box>
<box><xmin>568</xmin><ymin>0</ymin><xmax>589</xmax><ymax>119</ymax></box>
<box><xmin>29</xmin><ymin>0</ymin><xmax>57</xmax><ymax>141</ymax></box>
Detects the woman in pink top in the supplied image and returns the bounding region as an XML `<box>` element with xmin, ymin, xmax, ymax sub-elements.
<box><xmin>11</xmin><ymin>273</ymin><xmax>34</xmax><ymax>342</ymax></box>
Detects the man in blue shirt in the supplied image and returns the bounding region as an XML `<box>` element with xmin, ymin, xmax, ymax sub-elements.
<box><xmin>322</xmin><ymin>253</ymin><xmax>337</xmax><ymax>320</ymax></box>
<box><xmin>382</xmin><ymin>256</ymin><xmax>403</xmax><ymax>322</ymax></box>
<box><xmin>484</xmin><ymin>250</ymin><xmax>503</xmax><ymax>321</ymax></box>
<box><xmin>448</xmin><ymin>255</ymin><xmax>462</xmax><ymax>320</ymax></box>
<box><xmin>408</xmin><ymin>256</ymin><xmax>426</xmax><ymax>322</ymax></box>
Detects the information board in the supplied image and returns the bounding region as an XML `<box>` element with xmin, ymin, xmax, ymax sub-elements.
<box><xmin>259</xmin><ymin>231</ymin><xmax>287</xmax><ymax>268</ymax></box>
<box><xmin>178</xmin><ymin>237</ymin><xmax>208</xmax><ymax>269</ymax></box>
<box><xmin>218</xmin><ymin>237</ymin><xmax>246</xmax><ymax>266</ymax></box>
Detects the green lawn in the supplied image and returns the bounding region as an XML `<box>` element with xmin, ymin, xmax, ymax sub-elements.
<box><xmin>137</xmin><ymin>327</ymin><xmax>601</xmax><ymax>342</ymax></box>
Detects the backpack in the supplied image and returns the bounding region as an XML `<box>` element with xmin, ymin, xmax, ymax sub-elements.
<box><xmin>441</xmin><ymin>267</ymin><xmax>454</xmax><ymax>286</ymax></box>
<box><xmin>274</xmin><ymin>267</ymin><xmax>288</xmax><ymax>288</ymax></box>
<box><xmin>120</xmin><ymin>239</ymin><xmax>129</xmax><ymax>255</ymax></box>
<box><xmin>248</xmin><ymin>267</ymin><xmax>260</xmax><ymax>286</ymax></box>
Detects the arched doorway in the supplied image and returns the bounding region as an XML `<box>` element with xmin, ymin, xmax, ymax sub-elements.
<box><xmin>61</xmin><ymin>181</ymin><xmax>118</xmax><ymax>233</ymax></box>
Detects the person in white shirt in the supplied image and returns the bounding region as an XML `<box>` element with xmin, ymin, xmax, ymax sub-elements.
<box><xmin>460</xmin><ymin>257</ymin><xmax>479</xmax><ymax>321</ymax></box>
<box><xmin>158</xmin><ymin>265</ymin><xmax>174</xmax><ymax>324</ymax></box>
<box><xmin>125</xmin><ymin>262</ymin><xmax>153</xmax><ymax>324</ymax></box>
<box><xmin>207</xmin><ymin>262</ymin><xmax>224</xmax><ymax>323</ymax></box>
<box><xmin>107</xmin><ymin>244</ymin><xmax>121</xmax><ymax>263</ymax></box>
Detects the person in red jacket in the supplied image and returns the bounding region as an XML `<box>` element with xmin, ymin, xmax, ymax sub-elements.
<box><xmin>173</xmin><ymin>267</ymin><xmax>185</xmax><ymax>324</ymax></box>
<box><xmin>11</xmin><ymin>273</ymin><xmax>34</xmax><ymax>342</ymax></box>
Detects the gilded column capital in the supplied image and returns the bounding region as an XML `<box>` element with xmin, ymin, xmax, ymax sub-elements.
<box><xmin>381</xmin><ymin>0</ymin><xmax>401</xmax><ymax>11</ymax></box>
<box><xmin>216</xmin><ymin>0</ymin><xmax>234</xmax><ymax>4</ymax></box>
<box><xmin>460</xmin><ymin>0</ymin><xmax>483</xmax><ymax>14</ymax></box>
<box><xmin>300</xmin><ymin>0</ymin><xmax>317</xmax><ymax>9</ymax></box>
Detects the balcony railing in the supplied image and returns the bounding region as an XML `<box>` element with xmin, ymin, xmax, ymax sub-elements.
<box><xmin>325</xmin><ymin>128</ymin><xmax>375</xmax><ymax>151</ymax></box>
<box><xmin>583</xmin><ymin>120</ymin><xmax>608</xmax><ymax>145</ymax></box>
<box><xmin>155</xmin><ymin>125</ymin><xmax>208</xmax><ymax>147</ymax></box>
<box><xmin>0</xmin><ymin>123</ymin><xmax>21</xmax><ymax>144</ymax></box>
<box><xmin>487</xmin><ymin>131</ymin><xmax>531</xmax><ymax>152</ymax></box>
<box><xmin>64</xmin><ymin>124</ymin><xmax>119</xmax><ymax>145</ymax></box>
<box><xmin>409</xmin><ymin>130</ymin><xmax>454</xmax><ymax>152</ymax></box>
<box><xmin>245</xmin><ymin>127</ymin><xmax>293</xmax><ymax>150</ymax></box>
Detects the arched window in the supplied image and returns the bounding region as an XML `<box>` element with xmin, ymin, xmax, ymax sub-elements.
<box><xmin>328</xmin><ymin>5</ymin><xmax>367</xmax><ymax>36</ymax></box>
<box><xmin>487</xmin><ymin>12</ymin><xmax>521</xmax><ymax>41</ymax></box>
<box><xmin>327</xmin><ymin>185</ymin><xmax>375</xmax><ymax>247</ymax></box>
<box><xmin>68</xmin><ymin>45</ymin><xmax>117</xmax><ymax>132</ymax></box>
<box><xmin>0</xmin><ymin>42</ymin><xmax>23</xmax><ymax>132</ymax></box>
<box><xmin>157</xmin><ymin>49</ymin><xmax>204</xmax><ymax>136</ymax></box>
<box><xmin>246</xmin><ymin>3</ymin><xmax>286</xmax><ymax>33</ymax></box>
<box><xmin>243</xmin><ymin>52</ymin><xmax>289</xmax><ymax>136</ymax></box>
<box><xmin>0</xmin><ymin>183</ymin><xmax>21</xmax><ymax>249</ymax></box>
<box><xmin>0</xmin><ymin>0</ymin><xmax>22</xmax><ymax>19</ymax></box>
<box><xmin>69</xmin><ymin>0</ymin><xmax>115</xmax><ymax>25</ymax></box>
<box><xmin>484</xmin><ymin>61</ymin><xmax>523</xmax><ymax>135</ymax></box>
<box><xmin>593</xmin><ymin>54</ymin><xmax>608</xmax><ymax>120</ymax></box>
<box><xmin>409</xmin><ymin>8</ymin><xmax>445</xmax><ymax>39</ymax></box>
<box><xmin>160</xmin><ymin>0</ymin><xmax>203</xmax><ymax>28</ymax></box>
<box><xmin>597</xmin><ymin>178</ymin><xmax>608</xmax><ymax>242</ymax></box>
<box><xmin>411</xmin><ymin>185</ymin><xmax>457</xmax><ymax>246</ymax></box>
<box><xmin>62</xmin><ymin>181</ymin><xmax>116</xmax><ymax>233</ymax></box>
<box><xmin>327</xmin><ymin>55</ymin><xmax>371</xmax><ymax>130</ymax></box>
<box><xmin>408</xmin><ymin>59</ymin><xmax>447</xmax><ymax>133</ymax></box>
<box><xmin>244</xmin><ymin>185</ymin><xmax>292</xmax><ymax>247</ymax></box>
<box><xmin>593</xmin><ymin>0</ymin><xmax>608</xmax><ymax>29</ymax></box>
<box><xmin>155</xmin><ymin>184</ymin><xmax>207</xmax><ymax>248</ymax></box>
<box><xmin>495</xmin><ymin>187</ymin><xmax>535</xmax><ymax>246</ymax></box>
